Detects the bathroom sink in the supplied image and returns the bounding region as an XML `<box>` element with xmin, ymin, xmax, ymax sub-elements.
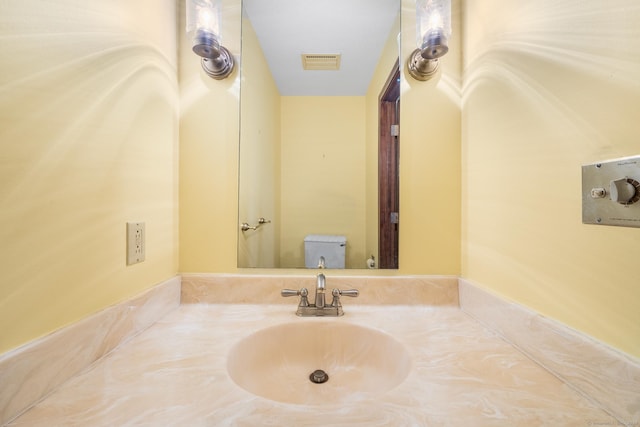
<box><xmin>227</xmin><ymin>321</ymin><xmax>411</xmax><ymax>405</ymax></box>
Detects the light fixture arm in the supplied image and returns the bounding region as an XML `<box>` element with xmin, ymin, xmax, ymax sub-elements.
<box><xmin>199</xmin><ymin>45</ymin><xmax>235</xmax><ymax>80</ymax></box>
<box><xmin>407</xmin><ymin>49</ymin><xmax>440</xmax><ymax>81</ymax></box>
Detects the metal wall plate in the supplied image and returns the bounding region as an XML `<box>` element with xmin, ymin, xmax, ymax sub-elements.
<box><xmin>582</xmin><ymin>156</ymin><xmax>640</xmax><ymax>227</ymax></box>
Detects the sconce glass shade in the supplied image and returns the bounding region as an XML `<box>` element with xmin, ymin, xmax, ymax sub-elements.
<box><xmin>186</xmin><ymin>0</ymin><xmax>235</xmax><ymax>79</ymax></box>
<box><xmin>186</xmin><ymin>0</ymin><xmax>222</xmax><ymax>58</ymax></box>
<box><xmin>416</xmin><ymin>0</ymin><xmax>451</xmax><ymax>59</ymax></box>
<box><xmin>407</xmin><ymin>0</ymin><xmax>451</xmax><ymax>81</ymax></box>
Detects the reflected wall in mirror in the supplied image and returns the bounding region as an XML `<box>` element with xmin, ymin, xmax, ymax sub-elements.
<box><xmin>238</xmin><ymin>0</ymin><xmax>400</xmax><ymax>269</ymax></box>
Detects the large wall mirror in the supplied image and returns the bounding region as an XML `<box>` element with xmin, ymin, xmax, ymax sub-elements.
<box><xmin>238</xmin><ymin>0</ymin><xmax>401</xmax><ymax>269</ymax></box>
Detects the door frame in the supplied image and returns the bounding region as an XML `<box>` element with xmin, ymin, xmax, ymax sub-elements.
<box><xmin>378</xmin><ymin>61</ymin><xmax>400</xmax><ymax>269</ymax></box>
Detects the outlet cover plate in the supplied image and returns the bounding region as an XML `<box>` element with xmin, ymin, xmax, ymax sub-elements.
<box><xmin>582</xmin><ymin>156</ymin><xmax>640</xmax><ymax>227</ymax></box>
<box><xmin>126</xmin><ymin>222</ymin><xmax>145</xmax><ymax>265</ymax></box>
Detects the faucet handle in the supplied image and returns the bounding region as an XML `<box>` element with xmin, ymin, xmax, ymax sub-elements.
<box><xmin>337</xmin><ymin>289</ymin><xmax>359</xmax><ymax>297</ymax></box>
<box><xmin>281</xmin><ymin>288</ymin><xmax>309</xmax><ymax>307</ymax></box>
<box><xmin>330</xmin><ymin>288</ymin><xmax>359</xmax><ymax>309</ymax></box>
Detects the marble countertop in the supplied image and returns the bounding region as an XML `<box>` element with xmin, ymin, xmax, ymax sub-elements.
<box><xmin>8</xmin><ymin>303</ymin><xmax>616</xmax><ymax>426</ymax></box>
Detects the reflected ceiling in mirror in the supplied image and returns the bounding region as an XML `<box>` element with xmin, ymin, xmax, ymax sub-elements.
<box><xmin>238</xmin><ymin>0</ymin><xmax>401</xmax><ymax>269</ymax></box>
<box><xmin>243</xmin><ymin>0</ymin><xmax>399</xmax><ymax>95</ymax></box>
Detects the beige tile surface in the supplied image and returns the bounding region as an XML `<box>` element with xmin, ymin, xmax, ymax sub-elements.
<box><xmin>181</xmin><ymin>274</ymin><xmax>459</xmax><ymax>306</ymax></box>
<box><xmin>8</xmin><ymin>304</ymin><xmax>617</xmax><ymax>426</ymax></box>
<box><xmin>459</xmin><ymin>279</ymin><xmax>640</xmax><ymax>425</ymax></box>
<box><xmin>0</xmin><ymin>276</ymin><xmax>181</xmax><ymax>425</ymax></box>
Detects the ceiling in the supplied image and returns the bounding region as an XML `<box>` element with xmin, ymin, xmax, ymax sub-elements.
<box><xmin>242</xmin><ymin>0</ymin><xmax>400</xmax><ymax>96</ymax></box>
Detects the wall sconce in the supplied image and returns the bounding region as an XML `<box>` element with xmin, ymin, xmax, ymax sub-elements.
<box><xmin>186</xmin><ymin>0</ymin><xmax>235</xmax><ymax>79</ymax></box>
<box><xmin>407</xmin><ymin>0</ymin><xmax>451</xmax><ymax>81</ymax></box>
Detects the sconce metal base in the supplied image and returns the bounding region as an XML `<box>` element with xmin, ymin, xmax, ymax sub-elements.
<box><xmin>407</xmin><ymin>48</ymin><xmax>440</xmax><ymax>81</ymax></box>
<box><xmin>200</xmin><ymin>45</ymin><xmax>235</xmax><ymax>80</ymax></box>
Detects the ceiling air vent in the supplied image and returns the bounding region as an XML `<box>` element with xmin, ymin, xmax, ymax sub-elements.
<box><xmin>301</xmin><ymin>54</ymin><xmax>341</xmax><ymax>71</ymax></box>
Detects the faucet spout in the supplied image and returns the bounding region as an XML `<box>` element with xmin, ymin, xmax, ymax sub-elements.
<box><xmin>315</xmin><ymin>273</ymin><xmax>326</xmax><ymax>309</ymax></box>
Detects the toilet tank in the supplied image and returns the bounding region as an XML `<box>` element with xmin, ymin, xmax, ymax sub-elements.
<box><xmin>304</xmin><ymin>235</ymin><xmax>347</xmax><ymax>269</ymax></box>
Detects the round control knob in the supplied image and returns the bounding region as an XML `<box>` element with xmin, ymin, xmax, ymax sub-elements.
<box><xmin>610</xmin><ymin>178</ymin><xmax>640</xmax><ymax>205</ymax></box>
<box><xmin>590</xmin><ymin>187</ymin><xmax>607</xmax><ymax>199</ymax></box>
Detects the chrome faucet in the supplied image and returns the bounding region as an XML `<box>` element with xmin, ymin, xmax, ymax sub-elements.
<box><xmin>281</xmin><ymin>272</ymin><xmax>358</xmax><ymax>316</ymax></box>
<box><xmin>315</xmin><ymin>273</ymin><xmax>326</xmax><ymax>309</ymax></box>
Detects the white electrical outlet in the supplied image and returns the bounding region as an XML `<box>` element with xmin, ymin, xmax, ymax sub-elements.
<box><xmin>126</xmin><ymin>222</ymin><xmax>145</xmax><ymax>265</ymax></box>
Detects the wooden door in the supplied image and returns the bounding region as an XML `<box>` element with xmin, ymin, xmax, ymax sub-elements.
<box><xmin>378</xmin><ymin>62</ymin><xmax>400</xmax><ymax>269</ymax></box>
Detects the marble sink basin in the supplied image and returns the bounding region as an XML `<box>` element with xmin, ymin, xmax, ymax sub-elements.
<box><xmin>227</xmin><ymin>321</ymin><xmax>411</xmax><ymax>405</ymax></box>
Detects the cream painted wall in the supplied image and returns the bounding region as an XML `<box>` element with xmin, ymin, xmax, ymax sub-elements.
<box><xmin>398</xmin><ymin>0</ymin><xmax>462</xmax><ymax>273</ymax></box>
<box><xmin>280</xmin><ymin>97</ymin><xmax>367</xmax><ymax>268</ymax></box>
<box><xmin>462</xmin><ymin>0</ymin><xmax>640</xmax><ymax>357</ymax></box>
<box><xmin>237</xmin><ymin>13</ymin><xmax>281</xmax><ymax>268</ymax></box>
<box><xmin>179</xmin><ymin>0</ymin><xmax>241</xmax><ymax>272</ymax></box>
<box><xmin>179</xmin><ymin>0</ymin><xmax>462</xmax><ymax>276</ymax></box>
<box><xmin>0</xmin><ymin>0</ymin><xmax>179</xmax><ymax>354</ymax></box>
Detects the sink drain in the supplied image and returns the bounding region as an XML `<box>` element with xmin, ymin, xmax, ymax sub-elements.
<box><xmin>309</xmin><ymin>369</ymin><xmax>329</xmax><ymax>384</ymax></box>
